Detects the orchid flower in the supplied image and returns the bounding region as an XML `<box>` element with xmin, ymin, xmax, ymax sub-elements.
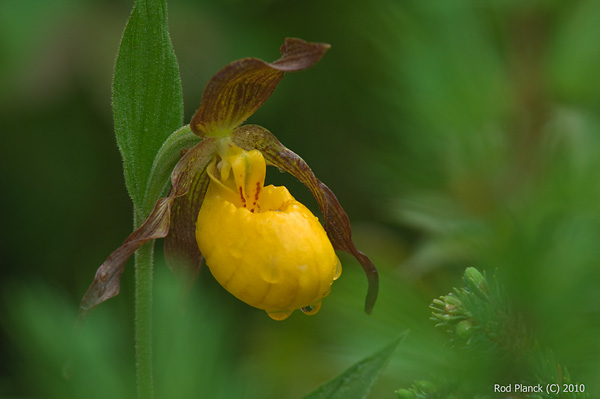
<box><xmin>80</xmin><ymin>38</ymin><xmax>378</xmax><ymax>320</ymax></box>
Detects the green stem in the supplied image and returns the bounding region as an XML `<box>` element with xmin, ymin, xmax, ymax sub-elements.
<box><xmin>134</xmin><ymin>237</ymin><xmax>155</xmax><ymax>399</ymax></box>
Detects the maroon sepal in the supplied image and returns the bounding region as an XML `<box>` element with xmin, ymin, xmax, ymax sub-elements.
<box><xmin>190</xmin><ymin>38</ymin><xmax>330</xmax><ymax>138</ymax></box>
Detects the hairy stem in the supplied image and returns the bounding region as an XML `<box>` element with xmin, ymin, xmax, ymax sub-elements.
<box><xmin>133</xmin><ymin>237</ymin><xmax>155</xmax><ymax>399</ymax></box>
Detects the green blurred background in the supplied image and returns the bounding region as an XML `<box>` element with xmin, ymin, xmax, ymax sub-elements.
<box><xmin>1</xmin><ymin>0</ymin><xmax>600</xmax><ymax>397</ymax></box>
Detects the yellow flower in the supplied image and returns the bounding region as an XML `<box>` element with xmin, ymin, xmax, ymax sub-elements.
<box><xmin>196</xmin><ymin>140</ymin><xmax>341</xmax><ymax>320</ymax></box>
<box><xmin>81</xmin><ymin>38</ymin><xmax>378</xmax><ymax>321</ymax></box>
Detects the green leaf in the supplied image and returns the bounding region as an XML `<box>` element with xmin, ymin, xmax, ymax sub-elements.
<box><xmin>112</xmin><ymin>0</ymin><xmax>183</xmax><ymax>216</ymax></box>
<box><xmin>303</xmin><ymin>333</ymin><xmax>406</xmax><ymax>399</ymax></box>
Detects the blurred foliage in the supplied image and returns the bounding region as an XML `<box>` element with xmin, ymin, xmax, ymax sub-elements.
<box><xmin>422</xmin><ymin>267</ymin><xmax>589</xmax><ymax>398</ymax></box>
<box><xmin>2</xmin><ymin>267</ymin><xmax>258</xmax><ymax>398</ymax></box>
<box><xmin>1</xmin><ymin>0</ymin><xmax>599</xmax><ymax>397</ymax></box>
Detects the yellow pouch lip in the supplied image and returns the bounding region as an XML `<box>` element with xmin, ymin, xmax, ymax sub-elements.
<box><xmin>197</xmin><ymin>184</ymin><xmax>340</xmax><ymax>316</ymax></box>
<box><xmin>197</xmin><ymin>145</ymin><xmax>341</xmax><ymax>320</ymax></box>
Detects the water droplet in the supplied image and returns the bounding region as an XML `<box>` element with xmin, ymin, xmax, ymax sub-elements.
<box><xmin>98</xmin><ymin>271</ymin><xmax>109</xmax><ymax>282</ymax></box>
<box><xmin>277</xmin><ymin>168</ymin><xmax>285</xmax><ymax>174</ymax></box>
<box><xmin>97</xmin><ymin>284</ymin><xmax>106</xmax><ymax>297</ymax></box>
<box><xmin>267</xmin><ymin>310</ymin><xmax>293</xmax><ymax>321</ymax></box>
<box><xmin>301</xmin><ymin>302</ymin><xmax>321</xmax><ymax>315</ymax></box>
<box><xmin>333</xmin><ymin>260</ymin><xmax>342</xmax><ymax>280</ymax></box>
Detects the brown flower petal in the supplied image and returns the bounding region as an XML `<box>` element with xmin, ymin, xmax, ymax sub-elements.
<box><xmin>79</xmin><ymin>197</ymin><xmax>172</xmax><ymax>320</ymax></box>
<box><xmin>190</xmin><ymin>38</ymin><xmax>330</xmax><ymax>138</ymax></box>
<box><xmin>79</xmin><ymin>139</ymin><xmax>217</xmax><ymax>319</ymax></box>
<box><xmin>231</xmin><ymin>125</ymin><xmax>379</xmax><ymax>314</ymax></box>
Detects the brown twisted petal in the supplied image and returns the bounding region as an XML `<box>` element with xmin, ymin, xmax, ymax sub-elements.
<box><xmin>190</xmin><ymin>38</ymin><xmax>330</xmax><ymax>137</ymax></box>
<box><xmin>79</xmin><ymin>138</ymin><xmax>217</xmax><ymax>320</ymax></box>
<box><xmin>79</xmin><ymin>196</ymin><xmax>172</xmax><ymax>319</ymax></box>
<box><xmin>231</xmin><ymin>125</ymin><xmax>379</xmax><ymax>314</ymax></box>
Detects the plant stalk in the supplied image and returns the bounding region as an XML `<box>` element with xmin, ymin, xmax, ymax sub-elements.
<box><xmin>133</xmin><ymin>237</ymin><xmax>155</xmax><ymax>399</ymax></box>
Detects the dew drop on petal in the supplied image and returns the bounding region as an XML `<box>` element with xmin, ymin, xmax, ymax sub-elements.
<box><xmin>301</xmin><ymin>301</ymin><xmax>322</xmax><ymax>315</ymax></box>
<box><xmin>267</xmin><ymin>310</ymin><xmax>293</xmax><ymax>321</ymax></box>
<box><xmin>333</xmin><ymin>259</ymin><xmax>342</xmax><ymax>281</ymax></box>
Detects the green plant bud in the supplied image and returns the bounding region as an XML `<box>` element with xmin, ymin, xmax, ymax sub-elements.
<box><xmin>464</xmin><ymin>267</ymin><xmax>487</xmax><ymax>296</ymax></box>
<box><xmin>395</xmin><ymin>388</ymin><xmax>416</xmax><ymax>399</ymax></box>
<box><xmin>415</xmin><ymin>380</ymin><xmax>437</xmax><ymax>393</ymax></box>
<box><xmin>444</xmin><ymin>294</ymin><xmax>463</xmax><ymax>308</ymax></box>
<box><xmin>432</xmin><ymin>298</ymin><xmax>446</xmax><ymax>307</ymax></box>
<box><xmin>455</xmin><ymin>319</ymin><xmax>474</xmax><ymax>339</ymax></box>
<box><xmin>445</xmin><ymin>304</ymin><xmax>457</xmax><ymax>315</ymax></box>
<box><xmin>440</xmin><ymin>314</ymin><xmax>452</xmax><ymax>322</ymax></box>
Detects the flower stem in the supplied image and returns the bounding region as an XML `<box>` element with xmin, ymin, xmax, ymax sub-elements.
<box><xmin>134</xmin><ymin>239</ymin><xmax>155</xmax><ymax>399</ymax></box>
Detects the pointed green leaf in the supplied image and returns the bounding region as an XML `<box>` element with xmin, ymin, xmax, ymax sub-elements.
<box><xmin>232</xmin><ymin>125</ymin><xmax>379</xmax><ymax>314</ymax></box>
<box><xmin>190</xmin><ymin>38</ymin><xmax>330</xmax><ymax>138</ymax></box>
<box><xmin>113</xmin><ymin>0</ymin><xmax>183</xmax><ymax>214</ymax></box>
<box><xmin>303</xmin><ymin>334</ymin><xmax>406</xmax><ymax>399</ymax></box>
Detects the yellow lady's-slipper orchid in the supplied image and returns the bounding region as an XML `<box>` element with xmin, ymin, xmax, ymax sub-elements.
<box><xmin>196</xmin><ymin>140</ymin><xmax>341</xmax><ymax>320</ymax></box>
<box><xmin>80</xmin><ymin>38</ymin><xmax>378</xmax><ymax>321</ymax></box>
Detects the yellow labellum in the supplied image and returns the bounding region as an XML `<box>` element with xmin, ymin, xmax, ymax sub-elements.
<box><xmin>195</xmin><ymin>141</ymin><xmax>341</xmax><ymax>320</ymax></box>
